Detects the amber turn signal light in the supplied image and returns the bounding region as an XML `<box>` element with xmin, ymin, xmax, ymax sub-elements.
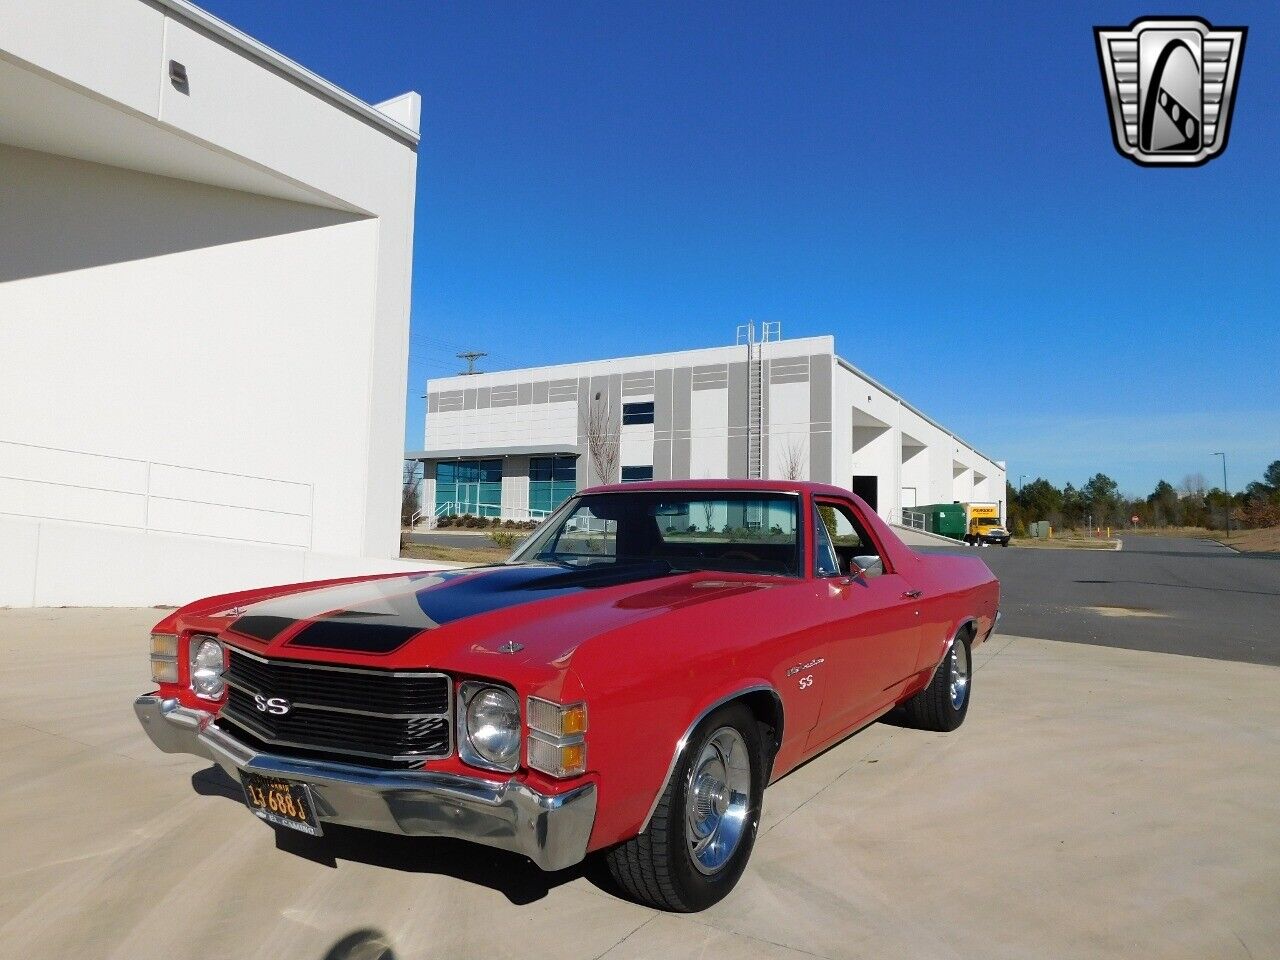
<box><xmin>527</xmin><ymin>696</ymin><xmax>588</xmax><ymax>738</ymax></box>
<box><xmin>150</xmin><ymin>633</ymin><xmax>178</xmax><ymax>684</ymax></box>
<box><xmin>528</xmin><ymin>734</ymin><xmax>587</xmax><ymax>778</ymax></box>
<box><xmin>526</xmin><ymin>696</ymin><xmax>588</xmax><ymax>777</ymax></box>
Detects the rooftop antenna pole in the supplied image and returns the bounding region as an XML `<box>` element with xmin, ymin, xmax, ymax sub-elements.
<box><xmin>456</xmin><ymin>351</ymin><xmax>487</xmax><ymax>375</ymax></box>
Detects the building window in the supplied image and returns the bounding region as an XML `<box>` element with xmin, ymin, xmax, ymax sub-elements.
<box><xmin>622</xmin><ymin>401</ymin><xmax>655</xmax><ymax>426</ymax></box>
<box><xmin>529</xmin><ymin>455</ymin><xmax>576</xmax><ymax>516</ymax></box>
<box><xmin>436</xmin><ymin>458</ymin><xmax>503</xmax><ymax>518</ymax></box>
<box><xmin>621</xmin><ymin>465</ymin><xmax>654</xmax><ymax>482</ymax></box>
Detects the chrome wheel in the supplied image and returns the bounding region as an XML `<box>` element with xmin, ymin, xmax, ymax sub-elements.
<box><xmin>685</xmin><ymin>726</ymin><xmax>752</xmax><ymax>875</ymax></box>
<box><xmin>949</xmin><ymin>639</ymin><xmax>970</xmax><ymax>709</ymax></box>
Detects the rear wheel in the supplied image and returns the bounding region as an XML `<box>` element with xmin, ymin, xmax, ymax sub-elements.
<box><xmin>902</xmin><ymin>632</ymin><xmax>971</xmax><ymax>732</ymax></box>
<box><xmin>605</xmin><ymin>704</ymin><xmax>764</xmax><ymax>911</ymax></box>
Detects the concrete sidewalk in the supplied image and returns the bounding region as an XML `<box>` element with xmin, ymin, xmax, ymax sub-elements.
<box><xmin>1</xmin><ymin>608</ymin><xmax>1276</xmax><ymax>959</ymax></box>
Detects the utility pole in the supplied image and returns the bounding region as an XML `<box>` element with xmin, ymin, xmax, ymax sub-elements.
<box><xmin>1213</xmin><ymin>452</ymin><xmax>1230</xmax><ymax>538</ymax></box>
<box><xmin>456</xmin><ymin>351</ymin><xmax>487</xmax><ymax>375</ymax></box>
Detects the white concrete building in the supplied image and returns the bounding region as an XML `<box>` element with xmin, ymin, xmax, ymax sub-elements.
<box><xmin>412</xmin><ymin>335</ymin><xmax>1006</xmax><ymax>526</ymax></box>
<box><xmin>0</xmin><ymin>0</ymin><xmax>422</xmax><ymax>605</ymax></box>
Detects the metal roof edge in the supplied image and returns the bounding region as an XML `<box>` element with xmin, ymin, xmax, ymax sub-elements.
<box><xmin>154</xmin><ymin>0</ymin><xmax>420</xmax><ymax>145</ymax></box>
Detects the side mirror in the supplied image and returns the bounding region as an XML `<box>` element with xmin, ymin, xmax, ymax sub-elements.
<box><xmin>850</xmin><ymin>555</ymin><xmax>882</xmax><ymax>578</ymax></box>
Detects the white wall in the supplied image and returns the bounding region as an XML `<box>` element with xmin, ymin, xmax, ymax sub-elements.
<box><xmin>835</xmin><ymin>359</ymin><xmax>1007</xmax><ymax>522</ymax></box>
<box><xmin>688</xmin><ymin>388</ymin><xmax>727</xmax><ymax>478</ymax></box>
<box><xmin>0</xmin><ymin>145</ymin><xmax>378</xmax><ymax>554</ymax></box>
<box><xmin>0</xmin><ymin>0</ymin><xmax>421</xmax><ymax>606</ymax></box>
<box><xmin>0</xmin><ymin>515</ymin><xmax>431</xmax><ymax>608</ymax></box>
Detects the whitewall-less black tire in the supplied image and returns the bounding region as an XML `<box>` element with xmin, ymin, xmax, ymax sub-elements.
<box><xmin>605</xmin><ymin>703</ymin><xmax>765</xmax><ymax>911</ymax></box>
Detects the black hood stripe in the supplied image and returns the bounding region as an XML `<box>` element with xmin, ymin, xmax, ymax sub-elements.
<box><xmin>232</xmin><ymin>563</ymin><xmax>675</xmax><ymax>655</ymax></box>
<box><xmin>228</xmin><ymin>614</ymin><xmax>296</xmax><ymax>643</ymax></box>
<box><xmin>227</xmin><ymin>574</ymin><xmax>456</xmax><ymax>648</ymax></box>
<box><xmin>284</xmin><ymin>619</ymin><xmax>425</xmax><ymax>654</ymax></box>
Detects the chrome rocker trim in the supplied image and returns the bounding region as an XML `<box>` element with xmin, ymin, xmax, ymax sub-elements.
<box><xmin>134</xmin><ymin>694</ymin><xmax>595</xmax><ymax>872</ymax></box>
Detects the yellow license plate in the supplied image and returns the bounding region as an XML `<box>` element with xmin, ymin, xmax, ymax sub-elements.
<box><xmin>239</xmin><ymin>772</ymin><xmax>321</xmax><ymax>836</ymax></box>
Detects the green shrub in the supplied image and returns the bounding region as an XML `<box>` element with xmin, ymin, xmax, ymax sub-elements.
<box><xmin>488</xmin><ymin>530</ymin><xmax>518</xmax><ymax>550</ymax></box>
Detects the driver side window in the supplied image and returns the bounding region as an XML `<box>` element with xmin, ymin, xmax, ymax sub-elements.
<box><xmin>813</xmin><ymin>503</ymin><xmax>841</xmax><ymax>577</ymax></box>
<box><xmin>817</xmin><ymin>499</ymin><xmax>885</xmax><ymax>578</ymax></box>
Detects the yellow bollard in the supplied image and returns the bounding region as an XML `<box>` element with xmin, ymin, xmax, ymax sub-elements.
<box><xmin>1048</xmin><ymin>525</ymin><xmax>1053</xmax><ymax>539</ymax></box>
<box><xmin>1106</xmin><ymin>526</ymin><xmax>1111</xmax><ymax>538</ymax></box>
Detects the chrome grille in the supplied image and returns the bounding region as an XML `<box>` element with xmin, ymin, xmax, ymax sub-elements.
<box><xmin>217</xmin><ymin>646</ymin><xmax>452</xmax><ymax>767</ymax></box>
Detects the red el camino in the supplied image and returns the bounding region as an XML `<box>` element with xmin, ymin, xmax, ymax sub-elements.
<box><xmin>136</xmin><ymin>480</ymin><xmax>999</xmax><ymax>911</ymax></box>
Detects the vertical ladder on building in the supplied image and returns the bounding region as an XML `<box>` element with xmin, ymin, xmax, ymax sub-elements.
<box><xmin>747</xmin><ymin>338</ymin><xmax>763</xmax><ymax>479</ymax></box>
<box><xmin>735</xmin><ymin>320</ymin><xmax>780</xmax><ymax>481</ymax></box>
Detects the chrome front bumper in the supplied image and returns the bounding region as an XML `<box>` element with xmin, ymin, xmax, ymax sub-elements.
<box><xmin>134</xmin><ymin>694</ymin><xmax>596</xmax><ymax>871</ymax></box>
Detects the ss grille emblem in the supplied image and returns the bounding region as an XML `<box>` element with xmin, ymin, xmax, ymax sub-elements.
<box><xmin>254</xmin><ymin>694</ymin><xmax>291</xmax><ymax>715</ymax></box>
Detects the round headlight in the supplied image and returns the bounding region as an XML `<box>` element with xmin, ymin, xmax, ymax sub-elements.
<box><xmin>190</xmin><ymin>637</ymin><xmax>225</xmax><ymax>700</ymax></box>
<box><xmin>465</xmin><ymin>687</ymin><xmax>521</xmax><ymax>767</ymax></box>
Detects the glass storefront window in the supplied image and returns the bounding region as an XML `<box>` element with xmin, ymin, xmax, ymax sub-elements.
<box><xmin>436</xmin><ymin>459</ymin><xmax>503</xmax><ymax>518</ymax></box>
<box><xmin>530</xmin><ymin>455</ymin><xmax>576</xmax><ymax>516</ymax></box>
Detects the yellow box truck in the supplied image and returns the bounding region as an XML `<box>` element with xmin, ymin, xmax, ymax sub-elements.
<box><xmin>963</xmin><ymin>503</ymin><xmax>1009</xmax><ymax>546</ymax></box>
<box><xmin>913</xmin><ymin>502</ymin><xmax>1010</xmax><ymax>546</ymax></box>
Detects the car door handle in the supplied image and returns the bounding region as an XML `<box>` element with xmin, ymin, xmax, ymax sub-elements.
<box><xmin>902</xmin><ymin>590</ymin><xmax>924</xmax><ymax>600</ymax></box>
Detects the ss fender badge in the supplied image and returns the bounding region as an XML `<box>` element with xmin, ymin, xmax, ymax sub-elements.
<box><xmin>787</xmin><ymin>657</ymin><xmax>825</xmax><ymax>690</ymax></box>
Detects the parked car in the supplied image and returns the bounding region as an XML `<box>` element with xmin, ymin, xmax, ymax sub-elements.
<box><xmin>136</xmin><ymin>480</ymin><xmax>1000</xmax><ymax>911</ymax></box>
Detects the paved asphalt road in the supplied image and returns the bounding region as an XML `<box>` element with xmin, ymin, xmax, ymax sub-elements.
<box><xmin>408</xmin><ymin>530</ymin><xmax>523</xmax><ymax>550</ymax></box>
<box><xmin>924</xmin><ymin>536</ymin><xmax>1280</xmax><ymax>667</ymax></box>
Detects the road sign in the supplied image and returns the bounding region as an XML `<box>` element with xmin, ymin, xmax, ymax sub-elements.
<box><xmin>1131</xmin><ymin>515</ymin><xmax>1140</xmax><ymax>524</ymax></box>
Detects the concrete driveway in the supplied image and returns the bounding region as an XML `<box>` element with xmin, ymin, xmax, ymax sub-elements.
<box><xmin>1</xmin><ymin>607</ymin><xmax>1277</xmax><ymax>960</ymax></box>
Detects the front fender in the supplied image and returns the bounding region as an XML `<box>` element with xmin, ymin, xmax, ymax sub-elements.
<box><xmin>577</xmin><ymin>668</ymin><xmax>781</xmax><ymax>852</ymax></box>
<box><xmin>636</xmin><ymin>681</ymin><xmax>782</xmax><ymax>833</ymax></box>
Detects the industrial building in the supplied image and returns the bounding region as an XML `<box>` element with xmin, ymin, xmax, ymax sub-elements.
<box><xmin>0</xmin><ymin>0</ymin><xmax>422</xmax><ymax>605</ymax></box>
<box><xmin>412</xmin><ymin>333</ymin><xmax>1006</xmax><ymax>526</ymax></box>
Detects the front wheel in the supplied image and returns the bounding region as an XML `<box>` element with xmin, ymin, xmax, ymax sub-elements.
<box><xmin>901</xmin><ymin>633</ymin><xmax>972</xmax><ymax>732</ymax></box>
<box><xmin>605</xmin><ymin>704</ymin><xmax>765</xmax><ymax>911</ymax></box>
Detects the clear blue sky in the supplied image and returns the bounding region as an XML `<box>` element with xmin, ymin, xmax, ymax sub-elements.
<box><xmin>203</xmin><ymin>1</ymin><xmax>1279</xmax><ymax>497</ymax></box>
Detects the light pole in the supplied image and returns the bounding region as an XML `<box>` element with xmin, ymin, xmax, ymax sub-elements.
<box><xmin>1018</xmin><ymin>474</ymin><xmax>1027</xmax><ymax>493</ymax></box>
<box><xmin>1212</xmin><ymin>452</ymin><xmax>1230</xmax><ymax>538</ymax></box>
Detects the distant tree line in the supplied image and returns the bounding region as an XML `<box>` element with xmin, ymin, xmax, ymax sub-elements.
<box><xmin>1006</xmin><ymin>460</ymin><xmax>1280</xmax><ymax>535</ymax></box>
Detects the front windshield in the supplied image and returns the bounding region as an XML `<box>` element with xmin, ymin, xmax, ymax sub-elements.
<box><xmin>510</xmin><ymin>491</ymin><xmax>802</xmax><ymax>577</ymax></box>
<box><xmin>975</xmin><ymin>517</ymin><xmax>1000</xmax><ymax>527</ymax></box>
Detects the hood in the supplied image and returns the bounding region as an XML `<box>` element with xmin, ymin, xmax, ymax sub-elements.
<box><xmin>210</xmin><ymin>562</ymin><xmax>772</xmax><ymax>672</ymax></box>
